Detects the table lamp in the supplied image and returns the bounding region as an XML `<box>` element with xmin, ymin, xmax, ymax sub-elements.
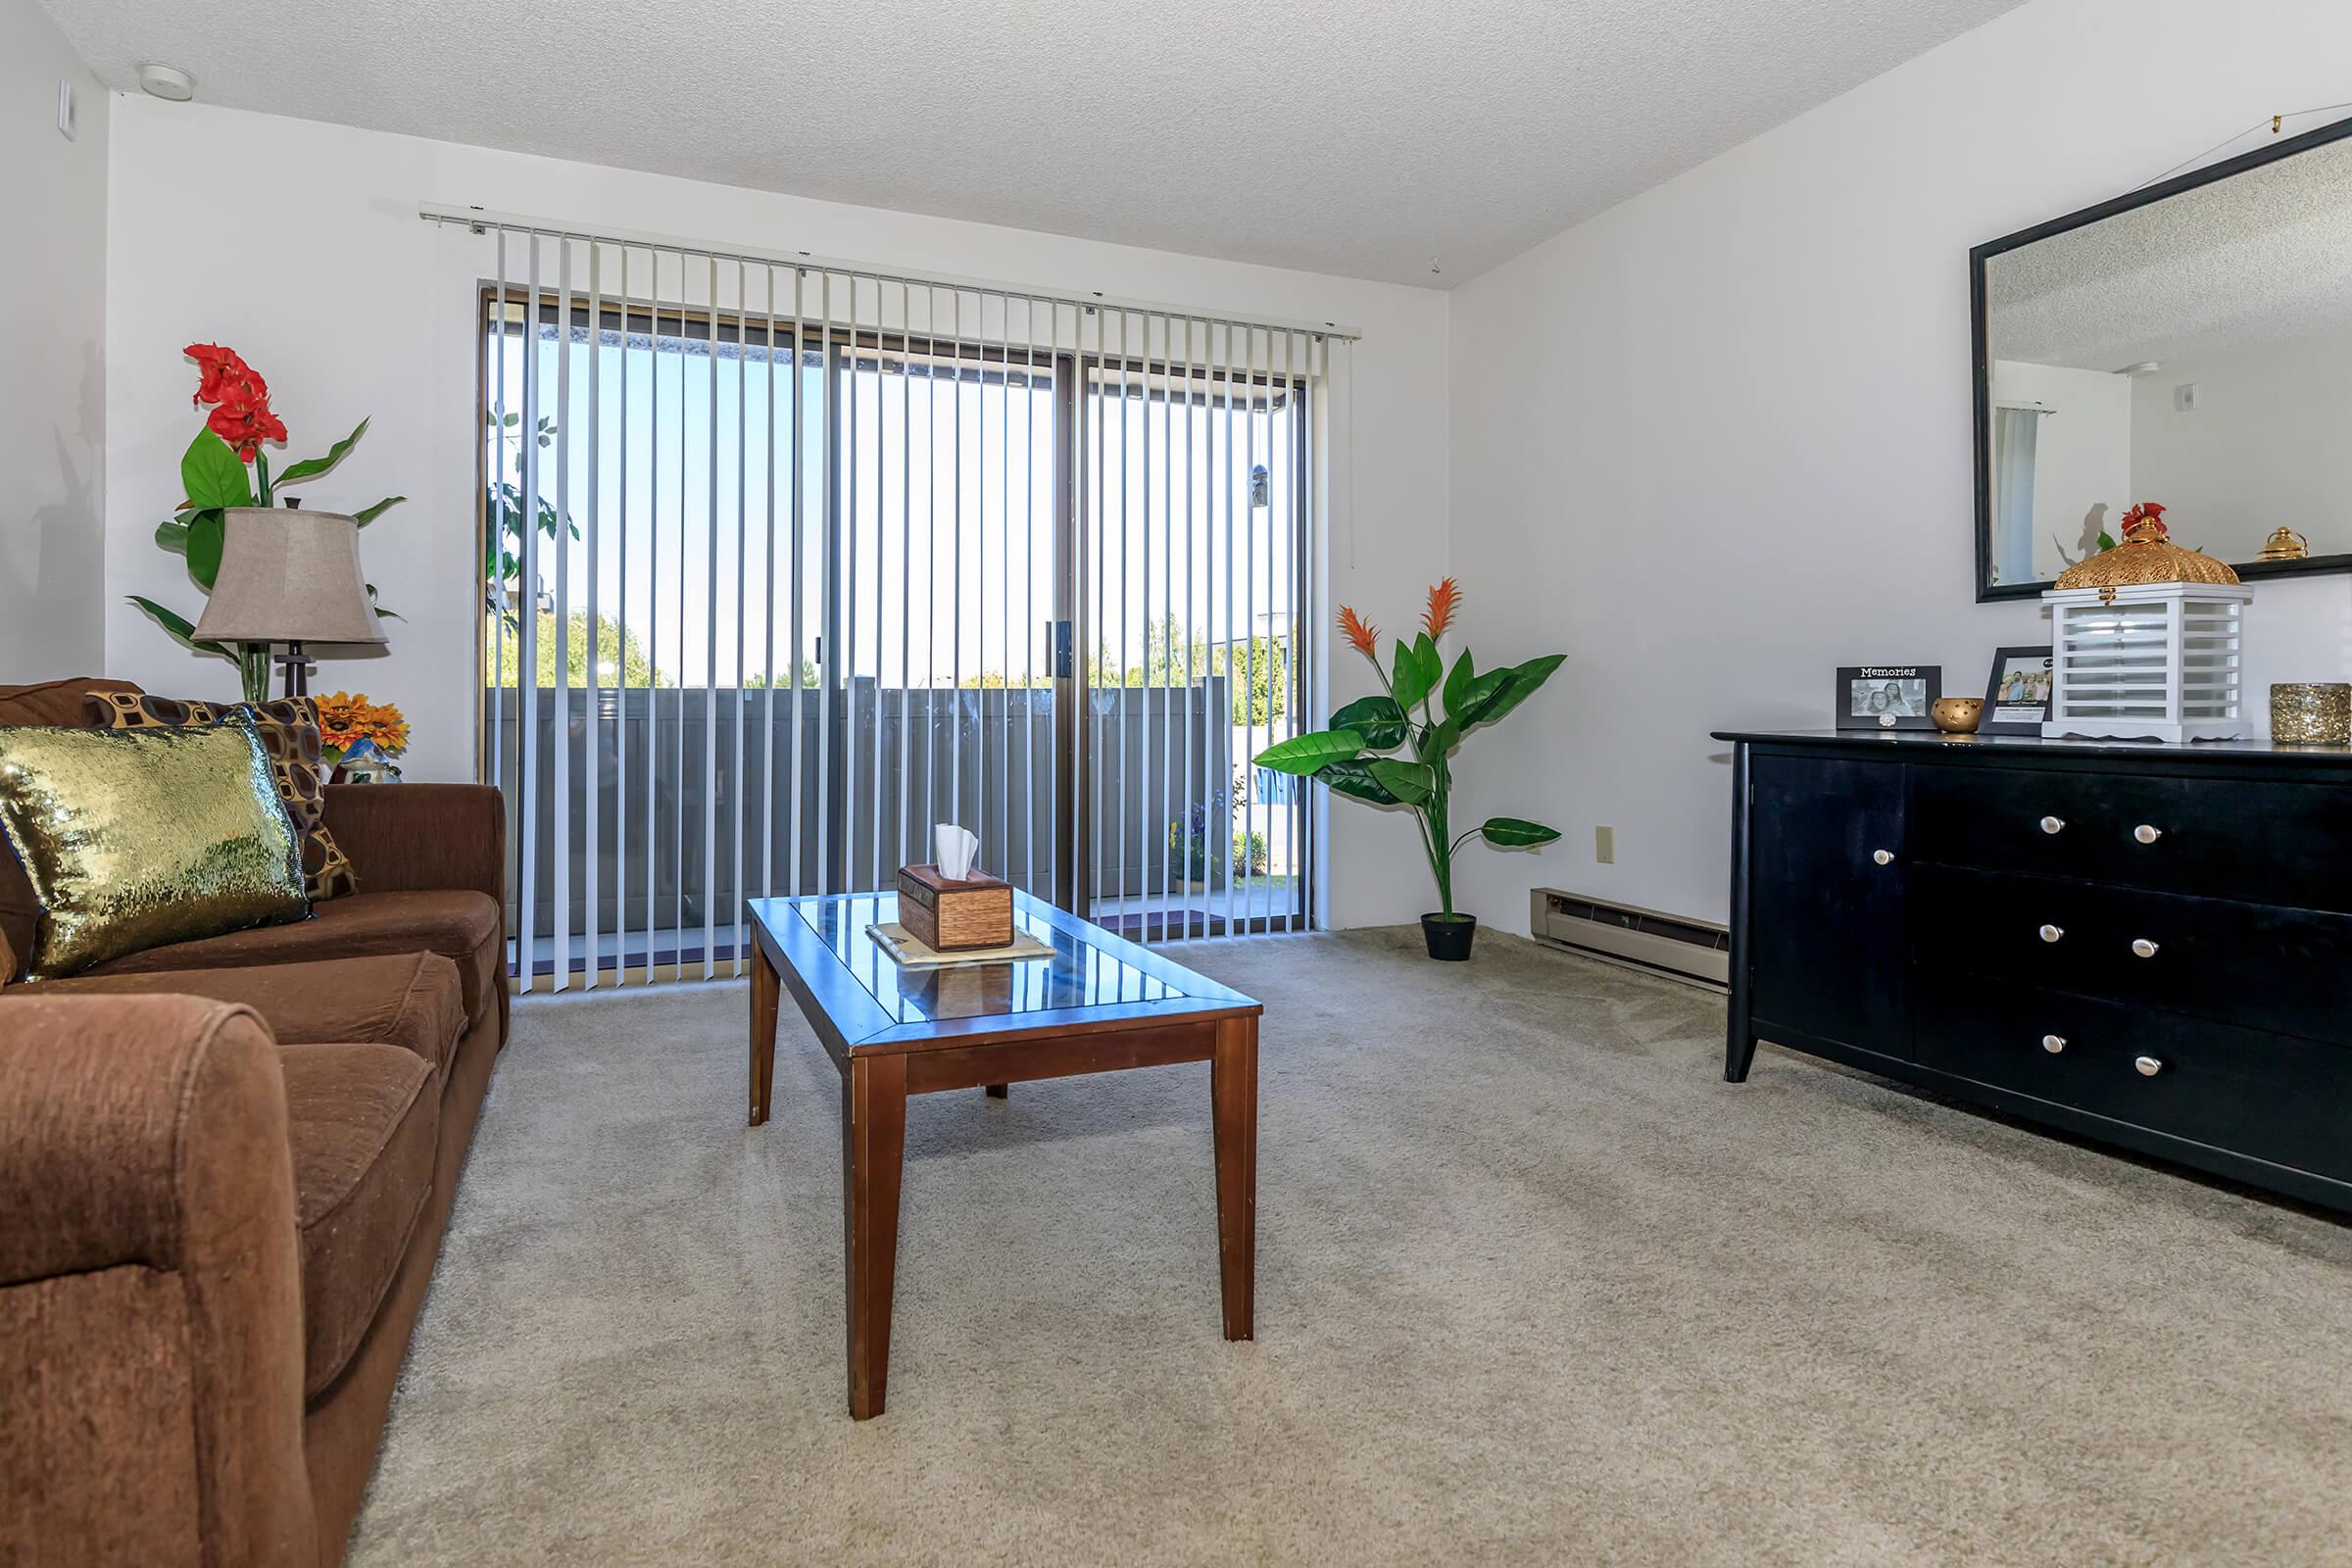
<box><xmin>193</xmin><ymin>505</ymin><xmax>386</xmax><ymax>697</ymax></box>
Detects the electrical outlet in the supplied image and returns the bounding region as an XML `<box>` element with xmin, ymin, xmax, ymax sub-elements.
<box><xmin>57</xmin><ymin>80</ymin><xmax>76</xmax><ymax>141</ymax></box>
<box><xmin>1594</xmin><ymin>825</ymin><xmax>1615</xmax><ymax>863</ymax></box>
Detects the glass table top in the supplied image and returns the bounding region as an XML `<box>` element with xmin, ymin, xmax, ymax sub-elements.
<box><xmin>792</xmin><ymin>893</ymin><xmax>1188</xmax><ymax>1025</ymax></box>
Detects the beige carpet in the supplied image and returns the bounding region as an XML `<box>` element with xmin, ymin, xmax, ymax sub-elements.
<box><xmin>350</xmin><ymin>930</ymin><xmax>2352</xmax><ymax>1567</ymax></box>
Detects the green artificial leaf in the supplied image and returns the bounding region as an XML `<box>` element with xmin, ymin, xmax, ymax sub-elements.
<box><xmin>126</xmin><ymin>595</ymin><xmax>230</xmax><ymax>659</ymax></box>
<box><xmin>1464</xmin><ymin>653</ymin><xmax>1566</xmax><ymax>728</ymax></box>
<box><xmin>155</xmin><ymin>517</ymin><xmax>191</xmax><ymax>554</ymax></box>
<box><xmin>1368</xmin><ymin>759</ymin><xmax>1435</xmax><ymax>805</ymax></box>
<box><xmin>1412</xmin><ymin>632</ymin><xmax>1443</xmax><ymax>695</ymax></box>
<box><xmin>1390</xmin><ymin>637</ymin><xmax>1432</xmax><ymax>713</ymax></box>
<box><xmin>1256</xmin><ymin>729</ymin><xmax>1365</xmax><ymax>775</ymax></box>
<box><xmin>180</xmin><ymin>430</ymin><xmax>253</xmax><ymax>511</ymax></box>
<box><xmin>253</xmin><ymin>450</ymin><xmax>272</xmax><ymax>506</ymax></box>
<box><xmin>1479</xmin><ymin>816</ymin><xmax>1561</xmax><ymax>849</ymax></box>
<box><xmin>1330</xmin><ymin>694</ymin><xmax>1408</xmax><ymax>750</ymax></box>
<box><xmin>1314</xmin><ymin>759</ymin><xmax>1402</xmax><ymax>806</ymax></box>
<box><xmin>1454</xmin><ymin>667</ymin><xmax>1512</xmax><ymax>725</ymax></box>
<box><xmin>1441</xmin><ymin>648</ymin><xmax>1476</xmax><ymax>720</ymax></box>
<box><xmin>1417</xmin><ymin>715</ymin><xmax>1460</xmax><ymax>761</ymax></box>
<box><xmin>2097</xmin><ymin>530</ymin><xmax>2118</xmax><ymax>552</ymax></box>
<box><xmin>353</xmin><ymin>495</ymin><xmax>406</xmax><ymax>527</ymax></box>
<box><xmin>185</xmin><ymin>509</ymin><xmax>225</xmax><ymax>590</ymax></box>
<box><xmin>274</xmin><ymin>416</ymin><xmax>369</xmax><ymax>487</ymax></box>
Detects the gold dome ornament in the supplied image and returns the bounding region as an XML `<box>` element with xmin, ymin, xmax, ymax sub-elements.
<box><xmin>2052</xmin><ymin>505</ymin><xmax>2238</xmax><ymax>594</ymax></box>
<box><xmin>2052</xmin><ymin>504</ymin><xmax>2240</xmax><ymax>605</ymax></box>
<box><xmin>2256</xmin><ymin>526</ymin><xmax>2310</xmax><ymax>562</ymax></box>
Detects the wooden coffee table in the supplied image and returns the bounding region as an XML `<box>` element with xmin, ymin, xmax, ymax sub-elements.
<box><xmin>747</xmin><ymin>890</ymin><xmax>1264</xmax><ymax>1419</ymax></box>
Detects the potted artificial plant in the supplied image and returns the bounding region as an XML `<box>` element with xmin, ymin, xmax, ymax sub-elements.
<box><xmin>132</xmin><ymin>343</ymin><xmax>404</xmax><ymax>704</ymax></box>
<box><xmin>1256</xmin><ymin>579</ymin><xmax>1563</xmax><ymax>960</ymax></box>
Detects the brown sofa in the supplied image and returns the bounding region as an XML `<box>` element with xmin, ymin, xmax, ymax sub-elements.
<box><xmin>0</xmin><ymin>676</ymin><xmax>509</xmax><ymax>1566</ymax></box>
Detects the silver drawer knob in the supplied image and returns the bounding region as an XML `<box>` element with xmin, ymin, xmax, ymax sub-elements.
<box><xmin>2133</xmin><ymin>824</ymin><xmax>2162</xmax><ymax>845</ymax></box>
<box><xmin>2134</xmin><ymin>1055</ymin><xmax>2164</xmax><ymax>1077</ymax></box>
<box><xmin>2042</xmin><ymin>1033</ymin><xmax>2067</xmax><ymax>1054</ymax></box>
<box><xmin>1872</xmin><ymin>849</ymin><xmax>1894</xmax><ymax>865</ymax></box>
<box><xmin>2040</xmin><ymin>815</ymin><xmax>2066</xmax><ymax>835</ymax></box>
<box><xmin>2039</xmin><ymin>923</ymin><xmax>2064</xmax><ymax>943</ymax></box>
<box><xmin>2132</xmin><ymin>938</ymin><xmax>2159</xmax><ymax>958</ymax></box>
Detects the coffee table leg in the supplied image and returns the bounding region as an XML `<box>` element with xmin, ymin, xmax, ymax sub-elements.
<box><xmin>1210</xmin><ymin>1016</ymin><xmax>1257</xmax><ymax>1341</ymax></box>
<box><xmin>750</xmin><ymin>943</ymin><xmax>779</xmax><ymax>1127</ymax></box>
<box><xmin>842</xmin><ymin>1054</ymin><xmax>907</xmax><ymax>1419</ymax></box>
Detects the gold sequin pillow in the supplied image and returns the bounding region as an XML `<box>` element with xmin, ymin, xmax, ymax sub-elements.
<box><xmin>0</xmin><ymin>724</ymin><xmax>310</xmax><ymax>979</ymax></box>
<box><xmin>83</xmin><ymin>692</ymin><xmax>359</xmax><ymax>901</ymax></box>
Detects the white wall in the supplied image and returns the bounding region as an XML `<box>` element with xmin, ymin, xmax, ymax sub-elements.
<box><xmin>1447</xmin><ymin>0</ymin><xmax>2352</xmax><ymax>932</ymax></box>
<box><xmin>103</xmin><ymin>98</ymin><xmax>1450</xmax><ymax>928</ymax></box>
<box><xmin>1</xmin><ymin>0</ymin><xmax>107</xmax><ymax>679</ymax></box>
<box><xmin>2132</xmin><ymin>329</ymin><xmax>2352</xmax><ymax>562</ymax></box>
<box><xmin>1989</xmin><ymin>359</ymin><xmax>2132</xmax><ymax>579</ymax></box>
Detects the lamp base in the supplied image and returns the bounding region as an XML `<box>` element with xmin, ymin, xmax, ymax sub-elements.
<box><xmin>273</xmin><ymin>641</ymin><xmax>313</xmax><ymax>699</ymax></box>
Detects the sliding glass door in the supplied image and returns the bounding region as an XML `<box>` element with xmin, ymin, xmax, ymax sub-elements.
<box><xmin>1077</xmin><ymin>321</ymin><xmax>1311</xmax><ymax>939</ymax></box>
<box><xmin>477</xmin><ymin>237</ymin><xmax>1321</xmax><ymax>986</ymax></box>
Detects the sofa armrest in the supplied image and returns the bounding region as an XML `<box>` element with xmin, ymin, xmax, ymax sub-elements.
<box><xmin>323</xmin><ymin>782</ymin><xmax>506</xmax><ymax>904</ymax></box>
<box><xmin>0</xmin><ymin>995</ymin><xmax>316</xmax><ymax>1567</ymax></box>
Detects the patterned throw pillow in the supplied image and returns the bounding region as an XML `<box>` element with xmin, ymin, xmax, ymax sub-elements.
<box><xmin>83</xmin><ymin>691</ymin><xmax>360</xmax><ymax>901</ymax></box>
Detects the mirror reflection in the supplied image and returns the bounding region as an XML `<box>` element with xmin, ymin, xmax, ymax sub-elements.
<box><xmin>1982</xmin><ymin>131</ymin><xmax>2352</xmax><ymax>587</ymax></box>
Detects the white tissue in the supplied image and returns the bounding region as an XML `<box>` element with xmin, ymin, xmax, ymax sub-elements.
<box><xmin>935</xmin><ymin>823</ymin><xmax>980</xmax><ymax>881</ymax></box>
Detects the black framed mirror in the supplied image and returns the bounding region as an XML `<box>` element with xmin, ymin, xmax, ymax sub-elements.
<box><xmin>1972</xmin><ymin>114</ymin><xmax>2352</xmax><ymax>601</ymax></box>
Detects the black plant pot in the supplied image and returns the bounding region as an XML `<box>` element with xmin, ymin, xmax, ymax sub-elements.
<box><xmin>1421</xmin><ymin>912</ymin><xmax>1478</xmax><ymax>961</ymax></box>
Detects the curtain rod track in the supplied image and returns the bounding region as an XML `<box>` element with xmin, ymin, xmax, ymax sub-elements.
<box><xmin>419</xmin><ymin>203</ymin><xmax>1363</xmax><ymax>343</ymax></box>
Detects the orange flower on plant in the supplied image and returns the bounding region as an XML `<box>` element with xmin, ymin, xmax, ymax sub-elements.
<box><xmin>1338</xmin><ymin>604</ymin><xmax>1380</xmax><ymax>660</ymax></box>
<box><xmin>316</xmin><ymin>691</ymin><xmax>409</xmax><ymax>760</ymax></box>
<box><xmin>1421</xmin><ymin>577</ymin><xmax>1461</xmax><ymax>640</ymax></box>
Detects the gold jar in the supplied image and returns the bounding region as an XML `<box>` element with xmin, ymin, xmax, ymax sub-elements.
<box><xmin>2270</xmin><ymin>683</ymin><xmax>2352</xmax><ymax>744</ymax></box>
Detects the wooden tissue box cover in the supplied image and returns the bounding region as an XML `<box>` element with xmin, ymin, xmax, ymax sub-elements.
<box><xmin>896</xmin><ymin>864</ymin><xmax>1013</xmax><ymax>952</ymax></box>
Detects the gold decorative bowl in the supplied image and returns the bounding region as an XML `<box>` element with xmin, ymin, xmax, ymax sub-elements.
<box><xmin>2271</xmin><ymin>683</ymin><xmax>2351</xmax><ymax>744</ymax></box>
<box><xmin>2257</xmin><ymin>526</ymin><xmax>2310</xmax><ymax>562</ymax></box>
<box><xmin>1931</xmin><ymin>697</ymin><xmax>1985</xmax><ymax>735</ymax></box>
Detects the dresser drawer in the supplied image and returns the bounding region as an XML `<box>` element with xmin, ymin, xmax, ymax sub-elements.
<box><xmin>1917</xmin><ymin>984</ymin><xmax>2352</xmax><ymax>1184</ymax></box>
<box><xmin>1914</xmin><ymin>865</ymin><xmax>2352</xmax><ymax>1044</ymax></box>
<box><xmin>1912</xmin><ymin>765</ymin><xmax>2352</xmax><ymax>912</ymax></box>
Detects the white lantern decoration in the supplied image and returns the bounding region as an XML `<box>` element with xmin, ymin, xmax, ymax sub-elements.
<box><xmin>2039</xmin><ymin>511</ymin><xmax>2250</xmax><ymax>742</ymax></box>
<box><xmin>2043</xmin><ymin>581</ymin><xmax>2252</xmax><ymax>742</ymax></box>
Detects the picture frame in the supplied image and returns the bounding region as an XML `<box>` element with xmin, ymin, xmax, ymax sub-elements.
<box><xmin>1982</xmin><ymin>645</ymin><xmax>2055</xmax><ymax>735</ymax></box>
<box><xmin>1834</xmin><ymin>665</ymin><xmax>1941</xmax><ymax>731</ymax></box>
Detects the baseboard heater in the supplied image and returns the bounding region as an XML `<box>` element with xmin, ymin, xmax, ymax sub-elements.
<box><xmin>1529</xmin><ymin>889</ymin><xmax>1729</xmax><ymax>991</ymax></box>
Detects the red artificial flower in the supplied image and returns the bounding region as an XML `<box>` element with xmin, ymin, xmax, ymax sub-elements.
<box><xmin>186</xmin><ymin>343</ymin><xmax>268</xmax><ymax>410</ymax></box>
<box><xmin>207</xmin><ymin>397</ymin><xmax>289</xmax><ymax>460</ymax></box>
<box><xmin>2119</xmin><ymin>501</ymin><xmax>2169</xmax><ymax>539</ymax></box>
<box><xmin>185</xmin><ymin>343</ymin><xmax>285</xmax><ymax>459</ymax></box>
<box><xmin>1421</xmin><ymin>577</ymin><xmax>1462</xmax><ymax>640</ymax></box>
<box><xmin>1338</xmin><ymin>604</ymin><xmax>1380</xmax><ymax>660</ymax></box>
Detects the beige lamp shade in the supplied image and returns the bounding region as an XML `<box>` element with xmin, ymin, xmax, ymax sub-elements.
<box><xmin>193</xmin><ymin>507</ymin><xmax>386</xmax><ymax>645</ymax></box>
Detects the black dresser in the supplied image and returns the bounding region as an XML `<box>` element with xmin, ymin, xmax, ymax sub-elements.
<box><xmin>1717</xmin><ymin>729</ymin><xmax>2352</xmax><ymax>1210</ymax></box>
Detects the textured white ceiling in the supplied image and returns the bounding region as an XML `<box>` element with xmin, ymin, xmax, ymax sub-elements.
<box><xmin>42</xmin><ymin>0</ymin><xmax>2023</xmax><ymax>286</ymax></box>
<box><xmin>1987</xmin><ymin>133</ymin><xmax>2352</xmax><ymax>368</ymax></box>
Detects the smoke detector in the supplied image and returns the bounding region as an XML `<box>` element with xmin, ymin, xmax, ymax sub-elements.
<box><xmin>137</xmin><ymin>63</ymin><xmax>195</xmax><ymax>101</ymax></box>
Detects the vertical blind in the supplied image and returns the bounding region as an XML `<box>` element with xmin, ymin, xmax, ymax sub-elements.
<box><xmin>427</xmin><ymin>207</ymin><xmax>1353</xmax><ymax>990</ymax></box>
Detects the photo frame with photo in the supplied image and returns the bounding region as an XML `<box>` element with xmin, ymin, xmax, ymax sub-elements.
<box><xmin>1983</xmin><ymin>645</ymin><xmax>2055</xmax><ymax>735</ymax></box>
<box><xmin>1834</xmin><ymin>664</ymin><xmax>1941</xmax><ymax>731</ymax></box>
